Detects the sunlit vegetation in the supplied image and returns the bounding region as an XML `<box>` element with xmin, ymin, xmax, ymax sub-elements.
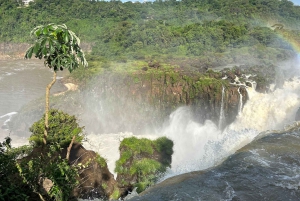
<box><xmin>29</xmin><ymin>109</ymin><xmax>85</xmax><ymax>147</ymax></box>
<box><xmin>115</xmin><ymin>136</ymin><xmax>173</xmax><ymax>193</ymax></box>
<box><xmin>1</xmin><ymin>0</ymin><xmax>300</xmax><ymax>71</ymax></box>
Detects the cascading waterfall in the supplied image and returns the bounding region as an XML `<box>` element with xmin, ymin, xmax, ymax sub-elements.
<box><xmin>218</xmin><ymin>85</ymin><xmax>225</xmax><ymax>129</ymax></box>
<box><xmin>237</xmin><ymin>87</ymin><xmax>243</xmax><ymax>114</ymax></box>
<box><xmin>159</xmin><ymin>77</ymin><xmax>300</xmax><ymax>179</ymax></box>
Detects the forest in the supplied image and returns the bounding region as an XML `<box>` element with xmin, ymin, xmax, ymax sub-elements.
<box><xmin>1</xmin><ymin>0</ymin><xmax>300</xmax><ymax>71</ymax></box>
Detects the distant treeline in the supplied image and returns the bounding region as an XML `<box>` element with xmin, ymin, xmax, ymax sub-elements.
<box><xmin>1</xmin><ymin>0</ymin><xmax>300</xmax><ymax>65</ymax></box>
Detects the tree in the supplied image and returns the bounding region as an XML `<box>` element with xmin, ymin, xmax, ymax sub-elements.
<box><xmin>24</xmin><ymin>23</ymin><xmax>88</xmax><ymax>146</ymax></box>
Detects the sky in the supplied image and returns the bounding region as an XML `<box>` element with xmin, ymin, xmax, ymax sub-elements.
<box><xmin>291</xmin><ymin>0</ymin><xmax>300</xmax><ymax>5</ymax></box>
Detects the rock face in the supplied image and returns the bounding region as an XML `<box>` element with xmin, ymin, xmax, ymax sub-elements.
<box><xmin>17</xmin><ymin>139</ymin><xmax>173</xmax><ymax>200</ymax></box>
<box><xmin>64</xmin><ymin>143</ymin><xmax>118</xmax><ymax>200</ymax></box>
<box><xmin>76</xmin><ymin>70</ymin><xmax>248</xmax><ymax>132</ymax></box>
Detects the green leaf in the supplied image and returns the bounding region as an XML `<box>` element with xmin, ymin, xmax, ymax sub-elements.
<box><xmin>33</xmin><ymin>43</ymin><xmax>40</xmax><ymax>54</ymax></box>
<box><xmin>43</xmin><ymin>27</ymin><xmax>48</xmax><ymax>35</ymax></box>
<box><xmin>42</xmin><ymin>47</ymin><xmax>47</xmax><ymax>55</ymax></box>
<box><xmin>41</xmin><ymin>38</ymin><xmax>47</xmax><ymax>47</ymax></box>
<box><xmin>63</xmin><ymin>33</ymin><xmax>69</xmax><ymax>43</ymax></box>
<box><xmin>35</xmin><ymin>29</ymin><xmax>42</xmax><ymax>37</ymax></box>
<box><xmin>25</xmin><ymin>47</ymin><xmax>33</xmax><ymax>59</ymax></box>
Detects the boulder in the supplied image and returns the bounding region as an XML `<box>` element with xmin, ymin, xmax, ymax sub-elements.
<box><xmin>63</xmin><ymin>143</ymin><xmax>118</xmax><ymax>200</ymax></box>
<box><xmin>115</xmin><ymin>137</ymin><xmax>173</xmax><ymax>197</ymax></box>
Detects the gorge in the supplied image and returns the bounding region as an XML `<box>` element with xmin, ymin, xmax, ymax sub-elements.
<box><xmin>1</xmin><ymin>55</ymin><xmax>300</xmax><ymax>200</ymax></box>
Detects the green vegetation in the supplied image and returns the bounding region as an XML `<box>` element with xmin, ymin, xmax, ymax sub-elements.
<box><xmin>110</xmin><ymin>187</ymin><xmax>120</xmax><ymax>200</ymax></box>
<box><xmin>29</xmin><ymin>109</ymin><xmax>85</xmax><ymax>147</ymax></box>
<box><xmin>115</xmin><ymin>136</ymin><xmax>173</xmax><ymax>193</ymax></box>
<box><xmin>1</xmin><ymin>0</ymin><xmax>300</xmax><ymax>67</ymax></box>
<box><xmin>17</xmin><ymin>144</ymin><xmax>79</xmax><ymax>201</ymax></box>
<box><xmin>0</xmin><ymin>109</ymin><xmax>87</xmax><ymax>201</ymax></box>
<box><xmin>0</xmin><ymin>137</ymin><xmax>32</xmax><ymax>201</ymax></box>
<box><xmin>95</xmin><ymin>153</ymin><xmax>107</xmax><ymax>168</ymax></box>
<box><xmin>0</xmin><ymin>137</ymin><xmax>79</xmax><ymax>201</ymax></box>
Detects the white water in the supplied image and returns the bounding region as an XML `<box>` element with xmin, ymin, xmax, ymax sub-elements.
<box><xmin>237</xmin><ymin>87</ymin><xmax>243</xmax><ymax>114</ymax></box>
<box><xmin>218</xmin><ymin>85</ymin><xmax>225</xmax><ymax>129</ymax></box>
<box><xmin>0</xmin><ymin>112</ymin><xmax>17</xmax><ymax>129</ymax></box>
<box><xmin>159</xmin><ymin>77</ymin><xmax>300</xmax><ymax>179</ymax></box>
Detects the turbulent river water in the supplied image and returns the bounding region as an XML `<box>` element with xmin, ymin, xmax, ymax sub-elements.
<box><xmin>1</xmin><ymin>60</ymin><xmax>300</xmax><ymax>200</ymax></box>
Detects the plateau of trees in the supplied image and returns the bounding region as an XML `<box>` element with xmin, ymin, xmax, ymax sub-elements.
<box><xmin>1</xmin><ymin>0</ymin><xmax>300</xmax><ymax>68</ymax></box>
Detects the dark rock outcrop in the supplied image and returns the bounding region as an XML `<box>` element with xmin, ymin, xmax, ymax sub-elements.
<box><xmin>64</xmin><ymin>143</ymin><xmax>118</xmax><ymax>200</ymax></box>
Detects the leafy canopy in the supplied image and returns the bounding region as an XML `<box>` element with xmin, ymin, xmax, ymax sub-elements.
<box><xmin>29</xmin><ymin>109</ymin><xmax>85</xmax><ymax>147</ymax></box>
<box><xmin>25</xmin><ymin>23</ymin><xmax>88</xmax><ymax>72</ymax></box>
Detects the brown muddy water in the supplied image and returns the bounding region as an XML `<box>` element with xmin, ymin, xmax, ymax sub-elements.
<box><xmin>0</xmin><ymin>59</ymin><xmax>67</xmax><ymax>143</ymax></box>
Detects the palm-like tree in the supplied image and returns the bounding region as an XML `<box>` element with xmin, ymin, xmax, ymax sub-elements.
<box><xmin>25</xmin><ymin>23</ymin><xmax>88</xmax><ymax>145</ymax></box>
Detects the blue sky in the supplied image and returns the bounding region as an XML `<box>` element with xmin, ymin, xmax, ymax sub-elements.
<box><xmin>291</xmin><ymin>0</ymin><xmax>300</xmax><ymax>5</ymax></box>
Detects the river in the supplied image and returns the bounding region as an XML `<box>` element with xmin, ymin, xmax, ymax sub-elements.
<box><xmin>0</xmin><ymin>59</ymin><xmax>67</xmax><ymax>145</ymax></box>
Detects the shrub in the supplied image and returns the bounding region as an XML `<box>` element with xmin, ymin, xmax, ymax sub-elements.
<box><xmin>0</xmin><ymin>137</ymin><xmax>33</xmax><ymax>201</ymax></box>
<box><xmin>115</xmin><ymin>136</ymin><xmax>173</xmax><ymax>193</ymax></box>
<box><xmin>29</xmin><ymin>109</ymin><xmax>85</xmax><ymax>147</ymax></box>
<box><xmin>17</xmin><ymin>144</ymin><xmax>79</xmax><ymax>201</ymax></box>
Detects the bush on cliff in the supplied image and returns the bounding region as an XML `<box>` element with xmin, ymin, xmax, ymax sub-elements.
<box><xmin>29</xmin><ymin>109</ymin><xmax>85</xmax><ymax>147</ymax></box>
<box><xmin>10</xmin><ymin>109</ymin><xmax>87</xmax><ymax>200</ymax></box>
<box><xmin>115</xmin><ymin>136</ymin><xmax>173</xmax><ymax>194</ymax></box>
<box><xmin>0</xmin><ymin>137</ymin><xmax>34</xmax><ymax>201</ymax></box>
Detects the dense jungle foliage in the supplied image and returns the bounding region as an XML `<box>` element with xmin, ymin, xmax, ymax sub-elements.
<box><xmin>1</xmin><ymin>0</ymin><xmax>300</xmax><ymax>70</ymax></box>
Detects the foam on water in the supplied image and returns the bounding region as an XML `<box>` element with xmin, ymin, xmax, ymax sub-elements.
<box><xmin>229</xmin><ymin>78</ymin><xmax>300</xmax><ymax>132</ymax></box>
<box><xmin>0</xmin><ymin>112</ymin><xmax>18</xmax><ymax>130</ymax></box>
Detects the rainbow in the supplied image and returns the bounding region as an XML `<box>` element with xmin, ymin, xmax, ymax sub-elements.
<box><xmin>271</xmin><ymin>24</ymin><xmax>300</xmax><ymax>54</ymax></box>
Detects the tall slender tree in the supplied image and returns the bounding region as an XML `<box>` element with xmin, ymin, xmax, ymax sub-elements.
<box><xmin>25</xmin><ymin>23</ymin><xmax>88</xmax><ymax>145</ymax></box>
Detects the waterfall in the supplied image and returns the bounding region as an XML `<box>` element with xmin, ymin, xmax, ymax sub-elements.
<box><xmin>237</xmin><ymin>87</ymin><xmax>243</xmax><ymax>114</ymax></box>
<box><xmin>218</xmin><ymin>85</ymin><xmax>225</xmax><ymax>129</ymax></box>
<box><xmin>161</xmin><ymin>77</ymin><xmax>300</xmax><ymax>178</ymax></box>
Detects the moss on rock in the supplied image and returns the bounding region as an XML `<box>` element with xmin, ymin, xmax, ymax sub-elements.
<box><xmin>115</xmin><ymin>136</ymin><xmax>173</xmax><ymax>195</ymax></box>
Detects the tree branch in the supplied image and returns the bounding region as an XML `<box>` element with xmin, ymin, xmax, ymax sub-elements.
<box><xmin>66</xmin><ymin>135</ymin><xmax>76</xmax><ymax>161</ymax></box>
<box><xmin>43</xmin><ymin>71</ymin><xmax>57</xmax><ymax>145</ymax></box>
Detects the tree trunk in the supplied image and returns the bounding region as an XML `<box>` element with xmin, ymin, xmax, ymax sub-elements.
<box><xmin>43</xmin><ymin>71</ymin><xmax>57</xmax><ymax>145</ymax></box>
